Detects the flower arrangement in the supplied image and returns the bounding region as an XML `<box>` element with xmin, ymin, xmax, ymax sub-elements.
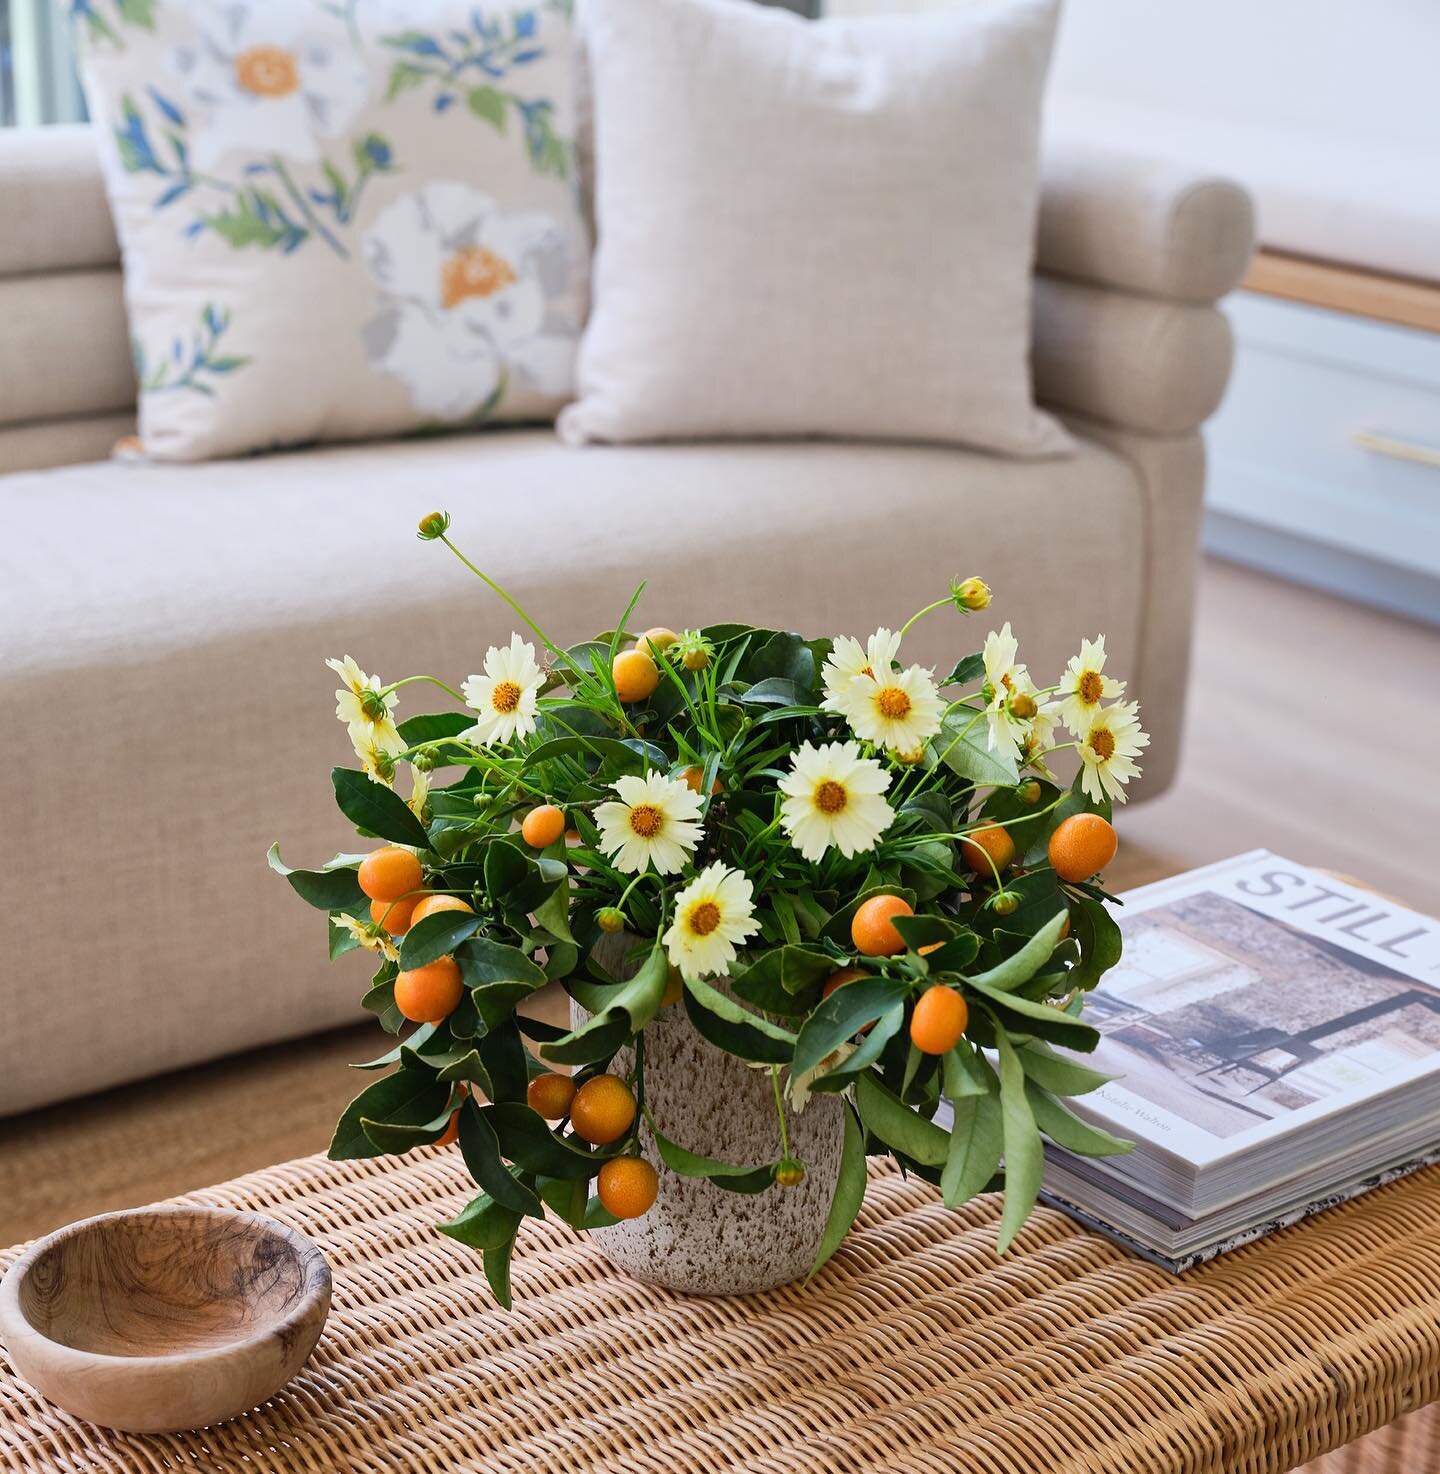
<box><xmin>272</xmin><ymin>513</ymin><xmax>1148</xmax><ymax>1306</ymax></box>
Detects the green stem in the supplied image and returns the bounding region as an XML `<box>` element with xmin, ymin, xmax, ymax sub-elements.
<box><xmin>383</xmin><ymin>673</ymin><xmax>467</xmax><ymax>703</ymax></box>
<box><xmin>770</xmin><ymin>1066</ymin><xmax>793</xmax><ymax>1160</ymax></box>
<box><xmin>898</xmin><ymin>596</ymin><xmax>952</xmax><ymax>639</ymax></box>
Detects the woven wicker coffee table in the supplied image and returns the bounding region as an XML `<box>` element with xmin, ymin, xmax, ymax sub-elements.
<box><xmin>2</xmin><ymin>1151</ymin><xmax>1438</xmax><ymax>1473</ymax></box>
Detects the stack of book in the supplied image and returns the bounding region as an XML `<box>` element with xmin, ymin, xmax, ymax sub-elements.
<box><xmin>1033</xmin><ymin>852</ymin><xmax>1440</xmax><ymax>1270</ymax></box>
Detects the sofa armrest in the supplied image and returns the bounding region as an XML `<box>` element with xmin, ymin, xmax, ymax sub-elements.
<box><xmin>1036</xmin><ymin>140</ymin><xmax>1255</xmax><ymax>305</ymax></box>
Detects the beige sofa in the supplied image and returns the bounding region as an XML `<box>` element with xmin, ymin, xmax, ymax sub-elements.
<box><xmin>0</xmin><ymin>125</ymin><xmax>1253</xmax><ymax>1115</ymax></box>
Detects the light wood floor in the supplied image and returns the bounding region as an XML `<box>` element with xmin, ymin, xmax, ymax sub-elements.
<box><xmin>2</xmin><ymin>557</ymin><xmax>1435</xmax><ymax>1247</ymax></box>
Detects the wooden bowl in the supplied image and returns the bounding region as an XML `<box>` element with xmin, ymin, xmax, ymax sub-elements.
<box><xmin>0</xmin><ymin>1206</ymin><xmax>330</xmax><ymax>1433</ymax></box>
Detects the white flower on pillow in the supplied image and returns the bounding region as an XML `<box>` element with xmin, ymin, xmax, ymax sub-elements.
<box><xmin>360</xmin><ymin>182</ymin><xmax>576</xmax><ymax>421</ymax></box>
<box><xmin>168</xmin><ymin>2</ymin><xmax>369</xmax><ymax>170</ymax></box>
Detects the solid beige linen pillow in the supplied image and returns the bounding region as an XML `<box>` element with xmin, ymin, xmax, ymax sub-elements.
<box><xmin>558</xmin><ymin>0</ymin><xmax>1070</xmax><ymax>456</ymax></box>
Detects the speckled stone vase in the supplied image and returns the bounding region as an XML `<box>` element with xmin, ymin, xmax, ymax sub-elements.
<box><xmin>572</xmin><ymin>995</ymin><xmax>845</xmax><ymax>1296</ymax></box>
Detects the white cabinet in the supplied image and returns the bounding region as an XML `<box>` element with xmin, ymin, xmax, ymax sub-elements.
<box><xmin>1206</xmin><ymin>293</ymin><xmax>1440</xmax><ymax>620</ymax></box>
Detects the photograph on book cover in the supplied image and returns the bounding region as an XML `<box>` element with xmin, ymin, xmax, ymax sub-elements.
<box><xmin>1079</xmin><ymin>853</ymin><xmax>1440</xmax><ymax>1163</ymax></box>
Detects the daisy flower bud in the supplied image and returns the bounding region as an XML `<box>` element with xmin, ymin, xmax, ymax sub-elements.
<box><xmin>1008</xmin><ymin>691</ymin><xmax>1038</xmax><ymax>721</ymax></box>
<box><xmin>412</xmin><ymin>752</ymin><xmax>434</xmax><ymax>773</ymax></box>
<box><xmin>991</xmin><ymin>891</ymin><xmax>1021</xmax><ymax>916</ymax></box>
<box><xmin>1017</xmin><ymin>779</ymin><xmax>1041</xmax><ymax>804</ymax></box>
<box><xmin>597</xmin><ymin>907</ymin><xmax>626</xmax><ymax>934</ymax></box>
<box><xmin>951</xmin><ymin>576</ymin><xmax>992</xmax><ymax>612</ymax></box>
<box><xmin>774</xmin><ymin>1159</ymin><xmax>806</xmax><ymax>1188</ymax></box>
<box><xmin>675</xmin><ymin>630</ymin><xmax>713</xmax><ymax>672</ymax></box>
<box><xmin>417</xmin><ymin>510</ymin><xmax>451</xmax><ymax>540</ymax></box>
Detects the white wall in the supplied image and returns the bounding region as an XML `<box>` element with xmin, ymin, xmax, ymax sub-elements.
<box><xmin>825</xmin><ymin>0</ymin><xmax>1440</xmax><ymax>152</ymax></box>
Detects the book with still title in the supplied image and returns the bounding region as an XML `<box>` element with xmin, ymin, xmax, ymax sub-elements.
<box><xmin>952</xmin><ymin>852</ymin><xmax>1440</xmax><ymax>1271</ymax></box>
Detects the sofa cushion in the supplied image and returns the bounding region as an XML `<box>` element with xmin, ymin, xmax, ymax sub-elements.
<box><xmin>1</xmin><ymin>431</ymin><xmax>1146</xmax><ymax>1114</ymax></box>
<box><xmin>70</xmin><ymin>0</ymin><xmax>588</xmax><ymax>461</ymax></box>
<box><xmin>561</xmin><ymin>0</ymin><xmax>1069</xmax><ymax>457</ymax></box>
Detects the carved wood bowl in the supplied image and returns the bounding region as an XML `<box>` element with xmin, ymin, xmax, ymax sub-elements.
<box><xmin>0</xmin><ymin>1206</ymin><xmax>331</xmax><ymax>1433</ymax></box>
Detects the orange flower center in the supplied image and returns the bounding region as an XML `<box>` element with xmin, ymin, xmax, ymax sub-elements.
<box><xmin>1089</xmin><ymin>726</ymin><xmax>1116</xmax><ymax>761</ymax></box>
<box><xmin>815</xmin><ymin>780</ymin><xmax>848</xmax><ymax>815</ymax></box>
<box><xmin>876</xmin><ymin>686</ymin><xmax>911</xmax><ymax>720</ymax></box>
<box><xmin>234</xmin><ymin>46</ymin><xmax>301</xmax><ymax>98</ymax></box>
<box><xmin>1077</xmin><ymin>670</ymin><xmax>1104</xmax><ymax>704</ymax></box>
<box><xmin>440</xmin><ymin>246</ymin><xmax>517</xmax><ymax>309</ymax></box>
<box><xmin>688</xmin><ymin>901</ymin><xmax>722</xmax><ymax>937</ymax></box>
<box><xmin>491</xmin><ymin>680</ymin><xmax>522</xmax><ymax>714</ymax></box>
<box><xmin>628</xmin><ymin>804</ymin><xmax>663</xmax><ymax>839</ymax></box>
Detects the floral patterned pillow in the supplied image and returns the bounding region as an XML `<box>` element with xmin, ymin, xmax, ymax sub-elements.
<box><xmin>69</xmin><ymin>0</ymin><xmax>587</xmax><ymax>460</ymax></box>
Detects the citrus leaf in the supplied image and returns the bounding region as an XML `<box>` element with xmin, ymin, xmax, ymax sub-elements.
<box><xmin>682</xmin><ymin>975</ymin><xmax>797</xmax><ymax>1065</ymax></box>
<box><xmin>458</xmin><ymin>1098</ymin><xmax>545</xmax><ymax>1216</ymax></box>
<box><xmin>437</xmin><ymin>1193</ymin><xmax>521</xmax><ymax>1251</ymax></box>
<box><xmin>648</xmin><ymin>1115</ymin><xmax>773</xmax><ymax>1192</ymax></box>
<box><xmin>396</xmin><ymin>711</ymin><xmax>474</xmax><ymax>747</ymax></box>
<box><xmin>1016</xmin><ymin>1040</ymin><xmax>1111</xmax><ymax>1096</ymax></box>
<box><xmin>455</xmin><ymin>937</ymin><xmax>547</xmax><ymax>988</ymax></box>
<box><xmin>329</xmin><ymin>1068</ymin><xmax>448</xmax><ymax>1160</ymax></box>
<box><xmin>541</xmin><ymin>940</ymin><xmax>667</xmax><ymax>1066</ymax></box>
<box><xmin>942</xmin><ymin>1039</ymin><xmax>992</xmax><ymax>1099</ymax></box>
<box><xmin>267</xmin><ymin>843</ymin><xmax>365</xmax><ymax>910</ymax></box>
<box><xmin>941</xmin><ymin>1082</ymin><xmax>1003</xmax><ymax>1208</ymax></box>
<box><xmin>995</xmin><ymin>1034</ymin><xmax>1043</xmax><ymax>1253</ymax></box>
<box><xmin>935</xmin><ymin>715</ymin><xmax>1019</xmax><ymax>787</ymax></box>
<box><xmin>854</xmin><ymin>1072</ymin><xmax>947</xmax><ymax>1168</ymax></box>
<box><xmin>1025</xmin><ymin>1084</ymin><xmax>1133</xmax><ymax>1157</ymax></box>
<box><xmin>968</xmin><ymin>982</ymin><xmax>1099</xmax><ymax>1052</ymax></box>
<box><xmin>791</xmin><ymin>975</ymin><xmax>910</xmax><ymax>1079</ymax></box>
<box><xmin>332</xmin><ymin>766</ymin><xmax>430</xmax><ymax>848</ymax></box>
<box><xmin>485</xmin><ymin>1102</ymin><xmax>618</xmax><ymax>1179</ymax></box>
<box><xmin>399</xmin><ymin>909</ymin><xmax>484</xmax><ymax>969</ymax></box>
<box><xmin>1068</xmin><ymin>896</ymin><xmax>1124</xmax><ymax>991</ymax></box>
<box><xmin>965</xmin><ymin>910</ymin><xmax>1069</xmax><ymax>994</ymax></box>
<box><xmin>807</xmin><ymin>1104</ymin><xmax>867</xmax><ymax>1281</ymax></box>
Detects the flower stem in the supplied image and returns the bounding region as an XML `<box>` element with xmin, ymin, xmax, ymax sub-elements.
<box><xmin>383</xmin><ymin>673</ymin><xmax>467</xmax><ymax>703</ymax></box>
<box><xmin>898</xmin><ymin>596</ymin><xmax>952</xmax><ymax>639</ymax></box>
<box><xmin>770</xmin><ymin>1065</ymin><xmax>792</xmax><ymax>1161</ymax></box>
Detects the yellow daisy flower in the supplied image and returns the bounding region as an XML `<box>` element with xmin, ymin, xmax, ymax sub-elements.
<box><xmin>1078</xmin><ymin>700</ymin><xmax>1150</xmax><ymax>805</ymax></box>
<box><xmin>1058</xmin><ymin>635</ymin><xmax>1126</xmax><ymax>737</ymax></box>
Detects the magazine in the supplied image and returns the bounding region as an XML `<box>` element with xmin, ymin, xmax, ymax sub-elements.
<box><xmin>943</xmin><ymin>852</ymin><xmax>1440</xmax><ymax>1270</ymax></box>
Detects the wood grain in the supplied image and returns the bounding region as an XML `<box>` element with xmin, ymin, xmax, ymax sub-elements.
<box><xmin>1244</xmin><ymin>249</ymin><xmax>1440</xmax><ymax>334</ymax></box>
<box><xmin>0</xmin><ymin>1206</ymin><xmax>329</xmax><ymax>1433</ymax></box>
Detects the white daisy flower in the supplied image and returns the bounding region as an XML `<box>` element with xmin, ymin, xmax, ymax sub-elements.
<box><xmin>461</xmin><ymin>635</ymin><xmax>545</xmax><ymax>746</ymax></box>
<box><xmin>408</xmin><ymin>766</ymin><xmax>430</xmax><ymax>822</ymax></box>
<box><xmin>1019</xmin><ymin>700</ymin><xmax>1062</xmax><ymax>779</ymax></box>
<box><xmin>169</xmin><ymin>2</ymin><xmax>369</xmax><ymax>170</ymax></box>
<box><xmin>821</xmin><ymin>628</ymin><xmax>901</xmax><ymax>713</ymax></box>
<box><xmin>352</xmin><ymin>723</ymin><xmax>405</xmax><ymax>787</ymax></box>
<box><xmin>1077</xmin><ymin>701</ymin><xmax>1150</xmax><ymax>805</ymax></box>
<box><xmin>835</xmin><ymin>664</ymin><xmax>945</xmax><ymax>754</ymax></box>
<box><xmin>331</xmin><ymin>914</ymin><xmax>399</xmax><ymax>963</ymax></box>
<box><xmin>982</xmin><ymin>623</ymin><xmax>1033</xmax><ymax>759</ymax></box>
<box><xmin>594</xmin><ymin>772</ymin><xmax>703</xmax><ymax>875</ymax></box>
<box><xmin>778</xmin><ymin>741</ymin><xmax>895</xmax><ymax>863</ymax></box>
<box><xmin>1057</xmin><ymin>636</ymin><xmax>1126</xmax><ymax>738</ymax></box>
<box><xmin>663</xmin><ymin>863</ymin><xmax>760</xmax><ymax>982</ymax></box>
<box><xmin>327</xmin><ymin>655</ymin><xmax>399</xmax><ymax>737</ymax></box>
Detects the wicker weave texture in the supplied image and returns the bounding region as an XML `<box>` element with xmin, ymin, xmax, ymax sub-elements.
<box><xmin>1</xmin><ymin>1152</ymin><xmax>1438</xmax><ymax>1474</ymax></box>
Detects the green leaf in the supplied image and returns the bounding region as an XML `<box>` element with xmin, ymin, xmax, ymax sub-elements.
<box><xmin>540</xmin><ymin>941</ymin><xmax>667</xmax><ymax>1066</ymax></box>
<box><xmin>936</xmin><ymin>714</ymin><xmax>1019</xmax><ymax>787</ymax></box>
<box><xmin>351</xmin><ymin>1022</ymin><xmax>436</xmax><ymax>1070</ymax></box>
<box><xmin>807</xmin><ymin>1105</ymin><xmax>867</xmax><ymax>1280</ymax></box>
<box><xmin>941</xmin><ymin>1084</ymin><xmax>1003</xmax><ymax>1208</ymax></box>
<box><xmin>484</xmin><ymin>1234</ymin><xmax>518</xmax><ymax>1308</ymax></box>
<box><xmin>940</xmin><ymin>652</ymin><xmax>984</xmax><ymax>687</ymax></box>
<box><xmin>329</xmin><ymin>1069</ymin><xmax>448</xmax><ymax>1160</ymax></box>
<box><xmin>854</xmin><ymin>1073</ymin><xmax>947</xmax><ymax>1168</ymax></box>
<box><xmin>1016</xmin><ymin>1040</ymin><xmax>1111</xmax><ymax>1096</ymax></box>
<box><xmin>438</xmin><ymin>1192</ymin><xmax>521</xmax><ymax>1251</ymax></box>
<box><xmin>965</xmin><ymin>910</ymin><xmax>1069</xmax><ymax>993</ymax></box>
<box><xmin>397</xmin><ymin>711</ymin><xmax>474</xmax><ymax>748</ymax></box>
<box><xmin>791</xmin><ymin>975</ymin><xmax>910</xmax><ymax>1079</ymax></box>
<box><xmin>434</xmin><ymin>1049</ymin><xmax>494</xmax><ymax>1093</ymax></box>
<box><xmin>332</xmin><ymin>767</ymin><xmax>431</xmax><ymax>848</ymax></box>
<box><xmin>730</xmin><ymin>944</ymin><xmax>836</xmax><ymax>1013</ymax></box>
<box><xmin>458</xmin><ymin>1099</ymin><xmax>546</xmax><ymax>1216</ymax></box>
<box><xmin>467</xmin><ymin>84</ymin><xmax>507</xmax><ymax>129</ymax></box>
<box><xmin>969</xmin><ymin>983</ymin><xmax>1099</xmax><ymax>1052</ymax></box>
<box><xmin>1068</xmin><ymin>896</ymin><xmax>1124</xmax><ymax>991</ymax></box>
<box><xmin>942</xmin><ymin>1039</ymin><xmax>992</xmax><ymax>1099</ymax></box>
<box><xmin>267</xmin><ymin>843</ymin><xmax>365</xmax><ymax>910</ymax></box>
<box><xmin>360</xmin><ymin>976</ymin><xmax>404</xmax><ymax>1034</ymax></box>
<box><xmin>682</xmin><ymin>975</ymin><xmax>797</xmax><ymax>1065</ymax></box>
<box><xmin>995</xmin><ymin>1034</ymin><xmax>1043</xmax><ymax>1254</ymax></box>
<box><xmin>1026</xmin><ymin>1084</ymin><xmax>1133</xmax><ymax>1157</ymax></box>
<box><xmin>648</xmin><ymin>1118</ymin><xmax>773</xmax><ymax>1192</ymax></box>
<box><xmin>738</xmin><ymin>676</ymin><xmax>810</xmax><ymax>707</ymax></box>
<box><xmin>486</xmin><ymin>1102</ymin><xmax>615</xmax><ymax>1179</ymax></box>
<box><xmin>533</xmin><ymin>882</ymin><xmax>575</xmax><ymax>943</ymax></box>
<box><xmin>476</xmin><ymin>1019</ymin><xmax>530</xmax><ymax>1103</ymax></box>
<box><xmin>454</xmin><ymin>937</ymin><xmax>547</xmax><ymax>989</ymax></box>
<box><xmin>471</xmin><ymin>981</ymin><xmax>538</xmax><ymax>1032</ymax></box>
<box><xmin>398</xmin><ymin>909</ymin><xmax>483</xmax><ymax>969</ymax></box>
<box><xmin>890</xmin><ymin>914</ymin><xmax>965</xmax><ymax>951</ymax></box>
